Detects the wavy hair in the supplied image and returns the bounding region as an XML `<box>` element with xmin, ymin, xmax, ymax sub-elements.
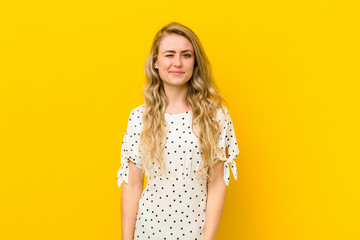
<box><xmin>139</xmin><ymin>22</ymin><xmax>228</xmax><ymax>181</ymax></box>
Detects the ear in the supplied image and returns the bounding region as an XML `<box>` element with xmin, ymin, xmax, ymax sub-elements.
<box><xmin>154</xmin><ymin>61</ymin><xmax>158</xmax><ymax>69</ymax></box>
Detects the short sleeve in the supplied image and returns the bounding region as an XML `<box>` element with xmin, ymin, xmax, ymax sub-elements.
<box><xmin>215</xmin><ymin>106</ymin><xmax>240</xmax><ymax>186</ymax></box>
<box><xmin>117</xmin><ymin>110</ymin><xmax>143</xmax><ymax>188</ymax></box>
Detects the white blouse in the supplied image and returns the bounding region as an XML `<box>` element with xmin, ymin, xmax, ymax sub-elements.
<box><xmin>117</xmin><ymin>104</ymin><xmax>240</xmax><ymax>239</ymax></box>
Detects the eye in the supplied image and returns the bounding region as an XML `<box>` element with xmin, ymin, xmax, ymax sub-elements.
<box><xmin>165</xmin><ymin>55</ymin><xmax>173</xmax><ymax>57</ymax></box>
<box><xmin>184</xmin><ymin>54</ymin><xmax>191</xmax><ymax>58</ymax></box>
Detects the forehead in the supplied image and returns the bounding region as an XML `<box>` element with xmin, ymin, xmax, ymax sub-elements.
<box><xmin>158</xmin><ymin>33</ymin><xmax>194</xmax><ymax>51</ymax></box>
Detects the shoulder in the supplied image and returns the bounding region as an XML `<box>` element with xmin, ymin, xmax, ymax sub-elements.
<box><xmin>216</xmin><ymin>104</ymin><xmax>230</xmax><ymax>122</ymax></box>
<box><xmin>128</xmin><ymin>104</ymin><xmax>144</xmax><ymax>126</ymax></box>
<box><xmin>130</xmin><ymin>103</ymin><xmax>145</xmax><ymax>116</ymax></box>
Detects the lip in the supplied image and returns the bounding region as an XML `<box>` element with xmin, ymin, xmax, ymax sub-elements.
<box><xmin>169</xmin><ymin>71</ymin><xmax>185</xmax><ymax>75</ymax></box>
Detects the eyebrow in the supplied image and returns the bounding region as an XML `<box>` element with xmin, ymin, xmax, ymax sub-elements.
<box><xmin>163</xmin><ymin>50</ymin><xmax>193</xmax><ymax>54</ymax></box>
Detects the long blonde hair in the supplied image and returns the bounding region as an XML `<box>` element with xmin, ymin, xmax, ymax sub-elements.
<box><xmin>140</xmin><ymin>22</ymin><xmax>228</xmax><ymax>181</ymax></box>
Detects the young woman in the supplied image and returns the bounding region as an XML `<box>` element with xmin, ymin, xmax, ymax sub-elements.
<box><xmin>117</xmin><ymin>22</ymin><xmax>240</xmax><ymax>240</ymax></box>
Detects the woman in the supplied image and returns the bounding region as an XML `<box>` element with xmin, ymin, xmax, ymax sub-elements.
<box><xmin>117</xmin><ymin>22</ymin><xmax>240</xmax><ymax>240</ymax></box>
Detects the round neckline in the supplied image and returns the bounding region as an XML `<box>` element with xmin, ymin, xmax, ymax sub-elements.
<box><xmin>164</xmin><ymin>109</ymin><xmax>192</xmax><ymax>116</ymax></box>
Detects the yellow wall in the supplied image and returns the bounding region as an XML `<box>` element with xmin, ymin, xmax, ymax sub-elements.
<box><xmin>1</xmin><ymin>0</ymin><xmax>359</xmax><ymax>239</ymax></box>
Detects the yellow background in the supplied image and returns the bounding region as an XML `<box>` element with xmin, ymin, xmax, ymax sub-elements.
<box><xmin>1</xmin><ymin>0</ymin><xmax>359</xmax><ymax>239</ymax></box>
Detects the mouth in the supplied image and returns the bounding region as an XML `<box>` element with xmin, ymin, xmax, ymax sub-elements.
<box><xmin>169</xmin><ymin>71</ymin><xmax>185</xmax><ymax>75</ymax></box>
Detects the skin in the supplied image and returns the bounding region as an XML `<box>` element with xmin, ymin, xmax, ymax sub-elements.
<box><xmin>154</xmin><ymin>33</ymin><xmax>194</xmax><ymax>113</ymax></box>
<box><xmin>121</xmin><ymin>162</ymin><xmax>144</xmax><ymax>240</ymax></box>
<box><xmin>203</xmin><ymin>160</ymin><xmax>227</xmax><ymax>240</ymax></box>
<box><xmin>121</xmin><ymin>33</ymin><xmax>227</xmax><ymax>240</ymax></box>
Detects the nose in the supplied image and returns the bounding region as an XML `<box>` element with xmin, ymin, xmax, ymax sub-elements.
<box><xmin>173</xmin><ymin>54</ymin><xmax>182</xmax><ymax>67</ymax></box>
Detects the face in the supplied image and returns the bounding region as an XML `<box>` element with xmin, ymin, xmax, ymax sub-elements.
<box><xmin>154</xmin><ymin>33</ymin><xmax>195</xmax><ymax>88</ymax></box>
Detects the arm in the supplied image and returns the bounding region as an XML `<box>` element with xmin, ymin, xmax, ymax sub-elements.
<box><xmin>121</xmin><ymin>161</ymin><xmax>144</xmax><ymax>240</ymax></box>
<box><xmin>203</xmin><ymin>160</ymin><xmax>227</xmax><ymax>240</ymax></box>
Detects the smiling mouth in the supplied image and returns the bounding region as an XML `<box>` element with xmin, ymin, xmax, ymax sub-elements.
<box><xmin>169</xmin><ymin>71</ymin><xmax>185</xmax><ymax>75</ymax></box>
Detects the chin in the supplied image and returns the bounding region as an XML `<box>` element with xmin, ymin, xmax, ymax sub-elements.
<box><xmin>165</xmin><ymin>81</ymin><xmax>189</xmax><ymax>86</ymax></box>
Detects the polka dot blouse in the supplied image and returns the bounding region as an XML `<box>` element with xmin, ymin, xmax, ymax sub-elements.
<box><xmin>117</xmin><ymin>104</ymin><xmax>240</xmax><ymax>239</ymax></box>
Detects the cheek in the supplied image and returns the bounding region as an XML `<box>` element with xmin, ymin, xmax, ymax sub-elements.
<box><xmin>189</xmin><ymin>58</ymin><xmax>195</xmax><ymax>67</ymax></box>
<box><xmin>159</xmin><ymin>60</ymin><xmax>170</xmax><ymax>69</ymax></box>
<box><xmin>187</xmin><ymin>61</ymin><xmax>195</xmax><ymax>70</ymax></box>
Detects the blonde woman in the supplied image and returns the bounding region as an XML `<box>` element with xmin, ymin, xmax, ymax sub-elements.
<box><xmin>117</xmin><ymin>22</ymin><xmax>240</xmax><ymax>240</ymax></box>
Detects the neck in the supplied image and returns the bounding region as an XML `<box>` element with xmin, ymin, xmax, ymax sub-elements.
<box><xmin>163</xmin><ymin>83</ymin><xmax>189</xmax><ymax>110</ymax></box>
